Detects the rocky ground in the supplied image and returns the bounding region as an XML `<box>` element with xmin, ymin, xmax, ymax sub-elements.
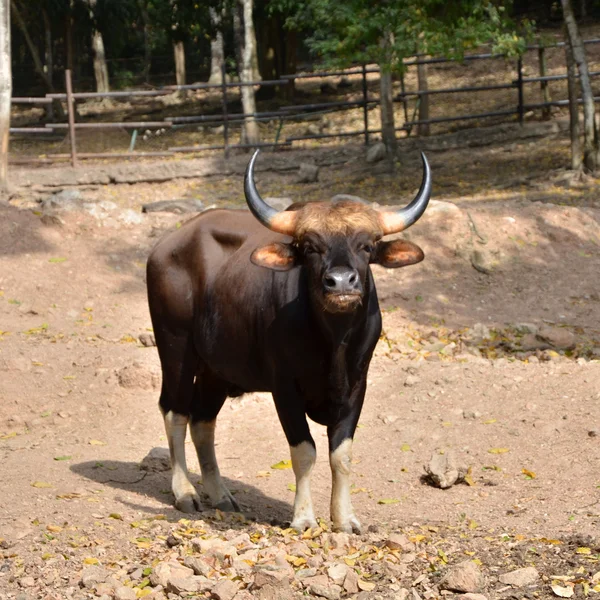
<box><xmin>1</xmin><ymin>124</ymin><xmax>600</xmax><ymax>599</ymax></box>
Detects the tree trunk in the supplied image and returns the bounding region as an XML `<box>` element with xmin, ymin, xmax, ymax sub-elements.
<box><xmin>561</xmin><ymin>0</ymin><xmax>597</xmax><ymax>170</ymax></box>
<box><xmin>174</xmin><ymin>41</ymin><xmax>186</xmax><ymax>86</ymax></box>
<box><xmin>233</xmin><ymin>3</ymin><xmax>244</xmax><ymax>77</ymax></box>
<box><xmin>379</xmin><ymin>68</ymin><xmax>397</xmax><ymax>164</ymax></box>
<box><xmin>91</xmin><ymin>30</ymin><xmax>110</xmax><ymax>93</ymax></box>
<box><xmin>138</xmin><ymin>0</ymin><xmax>151</xmax><ymax>84</ymax></box>
<box><xmin>564</xmin><ymin>29</ymin><xmax>582</xmax><ymax>171</ymax></box>
<box><xmin>417</xmin><ymin>59</ymin><xmax>430</xmax><ymax>136</ymax></box>
<box><xmin>0</xmin><ymin>0</ymin><xmax>11</xmax><ymax>191</ymax></box>
<box><xmin>42</xmin><ymin>8</ymin><xmax>55</xmax><ymax>120</ymax></box>
<box><xmin>239</xmin><ymin>0</ymin><xmax>260</xmax><ymax>144</ymax></box>
<box><xmin>11</xmin><ymin>0</ymin><xmax>64</xmax><ymax>118</ymax></box>
<box><xmin>208</xmin><ymin>7</ymin><xmax>225</xmax><ymax>84</ymax></box>
<box><xmin>65</xmin><ymin>5</ymin><xmax>74</xmax><ymax>72</ymax></box>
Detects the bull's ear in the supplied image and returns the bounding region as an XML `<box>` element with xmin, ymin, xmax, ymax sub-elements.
<box><xmin>373</xmin><ymin>239</ymin><xmax>424</xmax><ymax>268</ymax></box>
<box><xmin>251</xmin><ymin>242</ymin><xmax>297</xmax><ymax>271</ymax></box>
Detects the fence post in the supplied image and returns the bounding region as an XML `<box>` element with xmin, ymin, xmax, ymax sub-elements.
<box><xmin>538</xmin><ymin>45</ymin><xmax>551</xmax><ymax>119</ymax></box>
<box><xmin>221</xmin><ymin>62</ymin><xmax>229</xmax><ymax>158</ymax></box>
<box><xmin>361</xmin><ymin>64</ymin><xmax>369</xmax><ymax>146</ymax></box>
<box><xmin>65</xmin><ymin>69</ymin><xmax>77</xmax><ymax>167</ymax></box>
<box><xmin>517</xmin><ymin>57</ymin><xmax>524</xmax><ymax>125</ymax></box>
<box><xmin>399</xmin><ymin>70</ymin><xmax>410</xmax><ymax>132</ymax></box>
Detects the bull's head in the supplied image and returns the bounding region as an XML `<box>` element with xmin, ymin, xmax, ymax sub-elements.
<box><xmin>245</xmin><ymin>150</ymin><xmax>431</xmax><ymax>313</ymax></box>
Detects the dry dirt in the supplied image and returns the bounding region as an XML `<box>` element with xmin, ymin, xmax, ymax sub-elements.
<box><xmin>1</xmin><ymin>130</ymin><xmax>600</xmax><ymax>599</ymax></box>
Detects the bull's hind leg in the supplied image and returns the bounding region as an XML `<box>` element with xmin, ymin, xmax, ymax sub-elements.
<box><xmin>156</xmin><ymin>331</ymin><xmax>201</xmax><ymax>513</ymax></box>
<box><xmin>189</xmin><ymin>371</ymin><xmax>240</xmax><ymax>512</ymax></box>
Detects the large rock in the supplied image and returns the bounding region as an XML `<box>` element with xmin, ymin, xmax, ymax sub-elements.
<box><xmin>140</xmin><ymin>447</ymin><xmax>171</xmax><ymax>472</ymax></box>
<box><xmin>440</xmin><ymin>560</ymin><xmax>485</xmax><ymax>593</ymax></box>
<box><xmin>211</xmin><ymin>579</ymin><xmax>239</xmax><ymax>600</ymax></box>
<box><xmin>366</xmin><ymin>142</ymin><xmax>386</xmax><ymax>163</ymax></box>
<box><xmin>536</xmin><ymin>326</ymin><xmax>576</xmax><ymax>350</ymax></box>
<box><xmin>297</xmin><ymin>163</ymin><xmax>319</xmax><ymax>183</ymax></box>
<box><xmin>80</xmin><ymin>566</ymin><xmax>110</xmax><ymax>589</ymax></box>
<box><xmin>116</xmin><ymin>362</ymin><xmax>160</xmax><ymax>390</ymax></box>
<box><xmin>498</xmin><ymin>567</ymin><xmax>539</xmax><ymax>587</ymax></box>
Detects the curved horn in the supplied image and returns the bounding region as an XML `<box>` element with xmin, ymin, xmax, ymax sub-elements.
<box><xmin>244</xmin><ymin>149</ymin><xmax>297</xmax><ymax>236</ymax></box>
<box><xmin>378</xmin><ymin>152</ymin><xmax>432</xmax><ymax>235</ymax></box>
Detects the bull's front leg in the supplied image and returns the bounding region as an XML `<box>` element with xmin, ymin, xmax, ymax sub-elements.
<box><xmin>327</xmin><ymin>380</ymin><xmax>366</xmax><ymax>534</ymax></box>
<box><xmin>273</xmin><ymin>388</ymin><xmax>318</xmax><ymax>531</ymax></box>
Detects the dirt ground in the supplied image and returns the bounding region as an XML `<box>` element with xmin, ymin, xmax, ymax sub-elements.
<box><xmin>1</xmin><ymin>125</ymin><xmax>600</xmax><ymax>599</ymax></box>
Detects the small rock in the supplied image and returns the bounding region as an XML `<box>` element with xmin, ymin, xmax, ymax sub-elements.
<box><xmin>366</xmin><ymin>142</ymin><xmax>386</xmax><ymax>163</ymax></box>
<box><xmin>150</xmin><ymin>562</ymin><xmax>194</xmax><ymax>588</ymax></box>
<box><xmin>142</xmin><ymin>199</ymin><xmax>205</xmax><ymax>214</ymax></box>
<box><xmin>114</xmin><ymin>586</ymin><xmax>137</xmax><ymax>600</ymax></box>
<box><xmin>470</xmin><ymin>249</ymin><xmax>494</xmax><ymax>274</ymax></box>
<box><xmin>184</xmin><ymin>556</ymin><xmax>212</xmax><ymax>577</ymax></box>
<box><xmin>140</xmin><ymin>447</ymin><xmax>171</xmax><ymax>472</ymax></box>
<box><xmin>297</xmin><ymin>163</ymin><xmax>319</xmax><ymax>183</ymax></box>
<box><xmin>19</xmin><ymin>576</ymin><xmax>35</xmax><ymax>588</ymax></box>
<box><xmin>462</xmin><ymin>409</ymin><xmax>481</xmax><ymax>420</ymax></box>
<box><xmin>166</xmin><ymin>575</ymin><xmax>199</xmax><ymax>594</ymax></box>
<box><xmin>166</xmin><ymin>534</ymin><xmax>181</xmax><ymax>547</ymax></box>
<box><xmin>498</xmin><ymin>566</ymin><xmax>539</xmax><ymax>587</ymax></box>
<box><xmin>343</xmin><ymin>569</ymin><xmax>359</xmax><ymax>594</ymax></box>
<box><xmin>81</xmin><ymin>566</ymin><xmax>110</xmax><ymax>589</ymax></box>
<box><xmin>116</xmin><ymin>362</ymin><xmax>160</xmax><ymax>390</ymax></box>
<box><xmin>461</xmin><ymin>595</ymin><xmax>489</xmax><ymax>600</ymax></box>
<box><xmin>589</xmin><ymin>430</ymin><xmax>598</xmax><ymax>438</ymax></box>
<box><xmin>536</xmin><ymin>325</ymin><xmax>576</xmax><ymax>350</ymax></box>
<box><xmin>211</xmin><ymin>579</ymin><xmax>238</xmax><ymax>600</ymax></box>
<box><xmin>385</xmin><ymin>533</ymin><xmax>415</xmax><ymax>552</ymax></box>
<box><xmin>139</xmin><ymin>332</ymin><xmax>156</xmax><ymax>347</ymax></box>
<box><xmin>440</xmin><ymin>560</ymin><xmax>485</xmax><ymax>593</ymax></box>
<box><xmin>327</xmin><ymin>563</ymin><xmax>348</xmax><ymax>585</ymax></box>
<box><xmin>425</xmin><ymin>450</ymin><xmax>468</xmax><ymax>489</ymax></box>
<box><xmin>404</xmin><ymin>375</ymin><xmax>421</xmax><ymax>387</ymax></box>
<box><xmin>309</xmin><ymin>583</ymin><xmax>341</xmax><ymax>599</ymax></box>
<box><xmin>253</xmin><ymin>567</ymin><xmax>290</xmax><ymax>588</ymax></box>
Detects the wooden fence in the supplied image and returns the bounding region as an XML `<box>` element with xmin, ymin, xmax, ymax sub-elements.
<box><xmin>10</xmin><ymin>38</ymin><xmax>600</xmax><ymax>166</ymax></box>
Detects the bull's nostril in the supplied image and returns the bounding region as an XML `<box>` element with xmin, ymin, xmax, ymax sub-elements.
<box><xmin>324</xmin><ymin>275</ymin><xmax>336</xmax><ymax>289</ymax></box>
<box><xmin>348</xmin><ymin>272</ymin><xmax>357</xmax><ymax>286</ymax></box>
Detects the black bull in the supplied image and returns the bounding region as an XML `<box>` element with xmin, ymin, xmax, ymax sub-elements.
<box><xmin>146</xmin><ymin>150</ymin><xmax>431</xmax><ymax>532</ymax></box>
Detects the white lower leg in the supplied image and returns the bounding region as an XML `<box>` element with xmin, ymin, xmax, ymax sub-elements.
<box><xmin>290</xmin><ymin>441</ymin><xmax>317</xmax><ymax>530</ymax></box>
<box><xmin>163</xmin><ymin>411</ymin><xmax>198</xmax><ymax>509</ymax></box>
<box><xmin>330</xmin><ymin>438</ymin><xmax>361</xmax><ymax>533</ymax></box>
<box><xmin>189</xmin><ymin>420</ymin><xmax>234</xmax><ymax>507</ymax></box>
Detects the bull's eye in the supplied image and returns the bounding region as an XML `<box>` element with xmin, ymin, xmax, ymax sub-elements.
<box><xmin>360</xmin><ymin>244</ymin><xmax>373</xmax><ymax>254</ymax></box>
<box><xmin>304</xmin><ymin>244</ymin><xmax>318</xmax><ymax>256</ymax></box>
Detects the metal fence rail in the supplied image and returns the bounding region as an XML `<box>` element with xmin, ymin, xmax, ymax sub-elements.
<box><xmin>10</xmin><ymin>36</ymin><xmax>600</xmax><ymax>165</ymax></box>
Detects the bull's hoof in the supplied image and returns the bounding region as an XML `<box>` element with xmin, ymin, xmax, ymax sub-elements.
<box><xmin>290</xmin><ymin>516</ymin><xmax>318</xmax><ymax>531</ymax></box>
<box><xmin>333</xmin><ymin>516</ymin><xmax>362</xmax><ymax>534</ymax></box>
<box><xmin>215</xmin><ymin>491</ymin><xmax>241</xmax><ymax>513</ymax></box>
<box><xmin>175</xmin><ymin>492</ymin><xmax>202</xmax><ymax>513</ymax></box>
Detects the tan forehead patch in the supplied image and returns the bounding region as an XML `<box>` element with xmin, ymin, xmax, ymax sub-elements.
<box><xmin>294</xmin><ymin>201</ymin><xmax>382</xmax><ymax>238</ymax></box>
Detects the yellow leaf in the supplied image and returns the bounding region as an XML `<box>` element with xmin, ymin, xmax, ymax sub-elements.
<box><xmin>270</xmin><ymin>460</ymin><xmax>292</xmax><ymax>470</ymax></box>
<box><xmin>522</xmin><ymin>468</ymin><xmax>536</xmax><ymax>479</ymax></box>
<box><xmin>89</xmin><ymin>439</ymin><xmax>106</xmax><ymax>446</ymax></box>
<box><xmin>357</xmin><ymin>580</ymin><xmax>376</xmax><ymax>592</ymax></box>
<box><xmin>400</xmin><ymin>443</ymin><xmax>411</xmax><ymax>452</ymax></box>
<box><xmin>285</xmin><ymin>555</ymin><xmax>306</xmax><ymax>567</ymax></box>
<box><xmin>351</xmin><ymin>487</ymin><xmax>368</xmax><ymax>494</ymax></box>
<box><xmin>31</xmin><ymin>481</ymin><xmax>53</xmax><ymax>488</ymax></box>
<box><xmin>83</xmin><ymin>557</ymin><xmax>100</xmax><ymax>565</ymax></box>
<box><xmin>577</xmin><ymin>547</ymin><xmax>592</xmax><ymax>555</ymax></box>
<box><xmin>378</xmin><ymin>498</ymin><xmax>400</xmax><ymax>505</ymax></box>
<box><xmin>468</xmin><ymin>520</ymin><xmax>478</xmax><ymax>530</ymax></box>
<box><xmin>109</xmin><ymin>513</ymin><xmax>123</xmax><ymax>520</ymax></box>
<box><xmin>488</xmin><ymin>448</ymin><xmax>509</xmax><ymax>454</ymax></box>
<box><xmin>0</xmin><ymin>432</ymin><xmax>17</xmax><ymax>440</ymax></box>
<box><xmin>41</xmin><ymin>553</ymin><xmax>54</xmax><ymax>560</ymax></box>
<box><xmin>256</xmin><ymin>471</ymin><xmax>271</xmax><ymax>478</ymax></box>
<box><xmin>46</xmin><ymin>525</ymin><xmax>62</xmax><ymax>533</ymax></box>
<box><xmin>287</xmin><ymin>483</ymin><xmax>296</xmax><ymax>492</ymax></box>
<box><xmin>483</xmin><ymin>418</ymin><xmax>497</xmax><ymax>424</ymax></box>
<box><xmin>120</xmin><ymin>335</ymin><xmax>137</xmax><ymax>343</ymax></box>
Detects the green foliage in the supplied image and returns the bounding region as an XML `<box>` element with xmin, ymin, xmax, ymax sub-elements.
<box><xmin>275</xmin><ymin>0</ymin><xmax>532</xmax><ymax>71</ymax></box>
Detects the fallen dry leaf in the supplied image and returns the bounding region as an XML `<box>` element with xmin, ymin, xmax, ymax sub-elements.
<box><xmin>551</xmin><ymin>583</ymin><xmax>574</xmax><ymax>597</ymax></box>
<box><xmin>270</xmin><ymin>460</ymin><xmax>292</xmax><ymax>470</ymax></box>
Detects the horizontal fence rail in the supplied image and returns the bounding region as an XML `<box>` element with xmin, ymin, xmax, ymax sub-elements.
<box><xmin>10</xmin><ymin>36</ymin><xmax>600</xmax><ymax>165</ymax></box>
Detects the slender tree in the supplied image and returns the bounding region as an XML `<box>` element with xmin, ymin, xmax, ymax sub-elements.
<box><xmin>561</xmin><ymin>0</ymin><xmax>598</xmax><ymax>170</ymax></box>
<box><xmin>239</xmin><ymin>0</ymin><xmax>260</xmax><ymax>144</ymax></box>
<box><xmin>208</xmin><ymin>6</ymin><xmax>225</xmax><ymax>84</ymax></box>
<box><xmin>86</xmin><ymin>0</ymin><xmax>110</xmax><ymax>93</ymax></box>
<box><xmin>0</xmin><ymin>0</ymin><xmax>10</xmax><ymax>191</ymax></box>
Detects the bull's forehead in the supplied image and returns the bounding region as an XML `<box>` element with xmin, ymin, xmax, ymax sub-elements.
<box><xmin>295</xmin><ymin>200</ymin><xmax>383</xmax><ymax>238</ymax></box>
